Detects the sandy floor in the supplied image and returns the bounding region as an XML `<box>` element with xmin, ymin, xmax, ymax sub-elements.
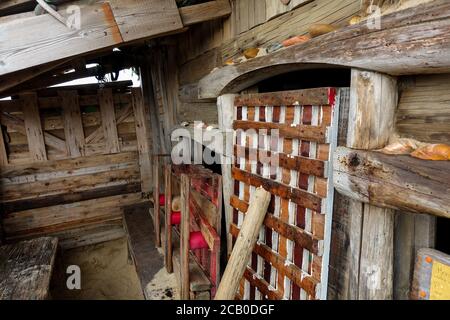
<box><xmin>51</xmin><ymin>237</ymin><xmax>144</xmax><ymax>300</ymax></box>
<box><xmin>50</xmin><ymin>237</ymin><xmax>179</xmax><ymax>300</ymax></box>
<box><xmin>144</xmin><ymin>247</ymin><xmax>179</xmax><ymax>300</ymax></box>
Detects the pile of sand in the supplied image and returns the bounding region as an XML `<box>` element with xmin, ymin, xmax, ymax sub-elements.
<box><xmin>51</xmin><ymin>237</ymin><xmax>144</xmax><ymax>300</ymax></box>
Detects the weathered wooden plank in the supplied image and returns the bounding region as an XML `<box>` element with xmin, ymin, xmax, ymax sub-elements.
<box><xmin>85</xmin><ymin>103</ymin><xmax>133</xmax><ymax>144</ymax></box>
<box><xmin>131</xmin><ymin>88</ymin><xmax>152</xmax><ymax>193</ymax></box>
<box><xmin>334</xmin><ymin>147</ymin><xmax>450</xmax><ymax>219</ymax></box>
<box><xmin>393</xmin><ymin>212</ymin><xmax>436</xmax><ymax>300</ymax></box>
<box><xmin>98</xmin><ymin>88</ymin><xmax>120</xmax><ymax>154</ymax></box>
<box><xmin>233</xmin><ymin>120</ymin><xmax>328</xmax><ymax>143</ymax></box>
<box><xmin>3</xmin><ymin>193</ymin><xmax>143</xmax><ymax>237</ymax></box>
<box><xmin>180</xmin><ymin>174</ymin><xmax>190</xmax><ymax>300</ymax></box>
<box><xmin>230</xmin><ymin>223</ymin><xmax>318</xmax><ymax>298</ymax></box>
<box><xmin>0</xmin><ymin>3</ymin><xmax>122</xmax><ymax>77</ymax></box>
<box><xmin>198</xmin><ymin>0</ymin><xmax>450</xmax><ymax>98</ymax></box>
<box><xmin>234</xmin><ymin>88</ymin><xmax>333</xmax><ymax>106</ymax></box>
<box><xmin>0</xmin><ymin>93</ymin><xmax>132</xmax><ymax>113</ymax></box>
<box><xmin>109</xmin><ymin>0</ymin><xmax>183</xmax><ymax>43</ymax></box>
<box><xmin>0</xmin><ymin>113</ymin><xmax>66</xmax><ymax>152</ymax></box>
<box><xmin>232</xmin><ymin>166</ymin><xmax>324</xmax><ymax>213</ymax></box>
<box><xmin>235</xmin><ymin>144</ymin><xmax>327</xmax><ymax>177</ymax></box>
<box><xmin>179</xmin><ymin>0</ymin><xmax>231</xmax><ymax>26</ymax></box>
<box><xmin>60</xmin><ymin>91</ymin><xmax>85</xmax><ymax>158</ymax></box>
<box><xmin>243</xmin><ymin>267</ymin><xmax>283</xmax><ymax>300</ymax></box>
<box><xmin>2</xmin><ymin>182</ymin><xmax>141</xmax><ymax>214</ymax></box>
<box><xmin>123</xmin><ymin>202</ymin><xmax>163</xmax><ymax>299</ymax></box>
<box><xmin>0</xmin><ymin>165</ymin><xmax>140</xmax><ymax>202</ymax></box>
<box><xmin>0</xmin><ymin>151</ymin><xmax>138</xmax><ymax>178</ymax></box>
<box><xmin>215</xmin><ymin>187</ymin><xmax>270</xmax><ymax>300</ymax></box>
<box><xmin>0</xmin><ymin>1</ymin><xmax>185</xmax><ymax>76</ymax></box>
<box><xmin>396</xmin><ymin>74</ymin><xmax>450</xmax><ymax>144</ymax></box>
<box><xmin>0</xmin><ymin>237</ymin><xmax>58</xmax><ymax>300</ymax></box>
<box><xmin>230</xmin><ymin>195</ymin><xmax>322</xmax><ymax>256</ymax></box>
<box><xmin>56</xmin><ymin>221</ymin><xmax>125</xmax><ymax>250</ymax></box>
<box><xmin>347</xmin><ymin>70</ymin><xmax>398</xmax><ymax>149</ymax></box>
<box><xmin>21</xmin><ymin>93</ymin><xmax>47</xmax><ymax>162</ymax></box>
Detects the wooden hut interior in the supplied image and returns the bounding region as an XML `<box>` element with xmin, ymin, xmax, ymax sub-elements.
<box><xmin>0</xmin><ymin>0</ymin><xmax>449</xmax><ymax>301</ymax></box>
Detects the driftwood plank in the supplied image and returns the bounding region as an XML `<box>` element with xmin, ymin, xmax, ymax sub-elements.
<box><xmin>21</xmin><ymin>93</ymin><xmax>47</xmax><ymax>162</ymax></box>
<box><xmin>98</xmin><ymin>89</ymin><xmax>120</xmax><ymax>154</ymax></box>
<box><xmin>0</xmin><ymin>237</ymin><xmax>58</xmax><ymax>300</ymax></box>
<box><xmin>60</xmin><ymin>91</ymin><xmax>85</xmax><ymax>158</ymax></box>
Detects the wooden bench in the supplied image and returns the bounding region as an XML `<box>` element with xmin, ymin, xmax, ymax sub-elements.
<box><xmin>0</xmin><ymin>237</ymin><xmax>58</xmax><ymax>300</ymax></box>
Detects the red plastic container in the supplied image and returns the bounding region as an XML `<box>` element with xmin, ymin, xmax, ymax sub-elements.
<box><xmin>159</xmin><ymin>194</ymin><xmax>165</xmax><ymax>206</ymax></box>
<box><xmin>189</xmin><ymin>231</ymin><xmax>209</xmax><ymax>250</ymax></box>
<box><xmin>170</xmin><ymin>211</ymin><xmax>181</xmax><ymax>225</ymax></box>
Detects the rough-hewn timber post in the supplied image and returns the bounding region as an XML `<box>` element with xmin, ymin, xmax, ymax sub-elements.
<box><xmin>346</xmin><ymin>69</ymin><xmax>398</xmax><ymax>300</ymax></box>
<box><xmin>217</xmin><ymin>94</ymin><xmax>237</xmax><ymax>255</ymax></box>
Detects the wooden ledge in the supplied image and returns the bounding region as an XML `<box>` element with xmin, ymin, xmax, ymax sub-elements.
<box><xmin>198</xmin><ymin>0</ymin><xmax>450</xmax><ymax>99</ymax></box>
<box><xmin>333</xmin><ymin>147</ymin><xmax>450</xmax><ymax>219</ymax></box>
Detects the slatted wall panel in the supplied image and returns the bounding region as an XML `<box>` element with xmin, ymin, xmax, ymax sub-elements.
<box><xmin>230</xmin><ymin>88</ymin><xmax>340</xmax><ymax>300</ymax></box>
<box><xmin>0</xmin><ymin>82</ymin><xmax>152</xmax><ymax>248</ymax></box>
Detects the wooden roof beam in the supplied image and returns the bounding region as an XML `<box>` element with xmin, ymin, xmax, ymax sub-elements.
<box><xmin>0</xmin><ymin>0</ymin><xmax>183</xmax><ymax>77</ymax></box>
<box><xmin>179</xmin><ymin>0</ymin><xmax>231</xmax><ymax>26</ymax></box>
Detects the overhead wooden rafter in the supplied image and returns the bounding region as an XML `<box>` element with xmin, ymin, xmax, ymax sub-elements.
<box><xmin>198</xmin><ymin>0</ymin><xmax>450</xmax><ymax>98</ymax></box>
<box><xmin>0</xmin><ymin>0</ymin><xmax>231</xmax><ymax>82</ymax></box>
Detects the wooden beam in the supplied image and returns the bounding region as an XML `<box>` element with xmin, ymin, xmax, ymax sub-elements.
<box><xmin>131</xmin><ymin>88</ymin><xmax>152</xmax><ymax>193</ymax></box>
<box><xmin>217</xmin><ymin>93</ymin><xmax>236</xmax><ymax>254</ymax></box>
<box><xmin>60</xmin><ymin>91</ymin><xmax>85</xmax><ymax>158</ymax></box>
<box><xmin>108</xmin><ymin>0</ymin><xmax>182</xmax><ymax>43</ymax></box>
<box><xmin>347</xmin><ymin>70</ymin><xmax>398</xmax><ymax>149</ymax></box>
<box><xmin>234</xmin><ymin>120</ymin><xmax>328</xmax><ymax>143</ymax></box>
<box><xmin>215</xmin><ymin>187</ymin><xmax>271</xmax><ymax>300</ymax></box>
<box><xmin>338</xmin><ymin>70</ymin><xmax>397</xmax><ymax>300</ymax></box>
<box><xmin>334</xmin><ymin>147</ymin><xmax>450</xmax><ymax>219</ymax></box>
<box><xmin>180</xmin><ymin>174</ymin><xmax>190</xmax><ymax>300</ymax></box>
<box><xmin>0</xmin><ymin>1</ymin><xmax>184</xmax><ymax>77</ymax></box>
<box><xmin>1</xmin><ymin>65</ymin><xmax>118</xmax><ymax>98</ymax></box>
<box><xmin>179</xmin><ymin>0</ymin><xmax>231</xmax><ymax>26</ymax></box>
<box><xmin>21</xmin><ymin>93</ymin><xmax>47</xmax><ymax>162</ymax></box>
<box><xmin>0</xmin><ymin>59</ymin><xmax>69</xmax><ymax>95</ymax></box>
<box><xmin>232</xmin><ymin>166</ymin><xmax>324</xmax><ymax>213</ymax></box>
<box><xmin>98</xmin><ymin>89</ymin><xmax>120</xmax><ymax>154</ymax></box>
<box><xmin>198</xmin><ymin>0</ymin><xmax>450</xmax><ymax>98</ymax></box>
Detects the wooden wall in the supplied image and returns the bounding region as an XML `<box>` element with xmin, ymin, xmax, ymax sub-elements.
<box><xmin>0</xmin><ymin>82</ymin><xmax>152</xmax><ymax>249</ymax></box>
<box><xmin>396</xmin><ymin>73</ymin><xmax>450</xmax><ymax>144</ymax></box>
<box><xmin>174</xmin><ymin>0</ymin><xmax>362</xmax><ymax>124</ymax></box>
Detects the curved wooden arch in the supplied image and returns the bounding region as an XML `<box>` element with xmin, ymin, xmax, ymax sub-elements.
<box><xmin>198</xmin><ymin>0</ymin><xmax>450</xmax><ymax>99</ymax></box>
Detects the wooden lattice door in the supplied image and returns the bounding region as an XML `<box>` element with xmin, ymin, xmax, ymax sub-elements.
<box><xmin>230</xmin><ymin>88</ymin><xmax>342</xmax><ymax>300</ymax></box>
